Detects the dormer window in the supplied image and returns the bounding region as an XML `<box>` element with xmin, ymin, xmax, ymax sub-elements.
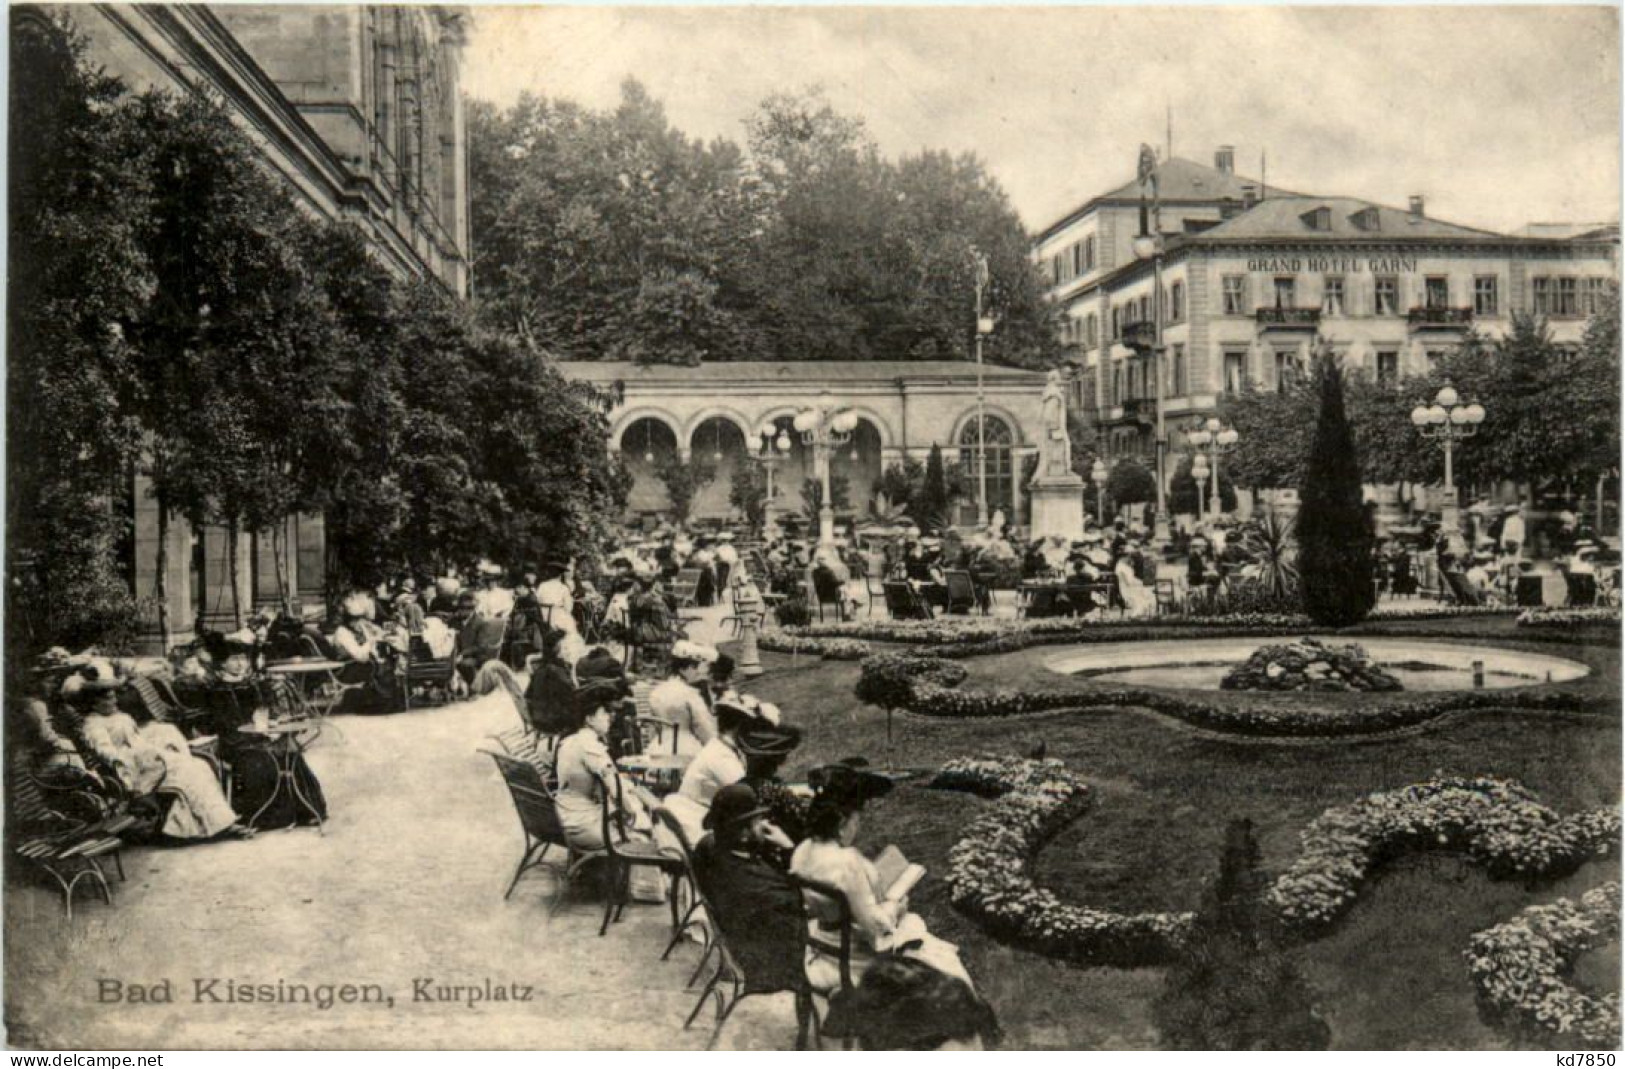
<box><xmin>1350</xmin><ymin>207</ymin><xmax>1381</xmax><ymax>232</ymax></box>
<box><xmin>1300</xmin><ymin>206</ymin><xmax>1332</xmax><ymax>231</ymax></box>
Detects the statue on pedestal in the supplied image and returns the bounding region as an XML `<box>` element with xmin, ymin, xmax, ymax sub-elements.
<box><xmin>1039</xmin><ymin>368</ymin><xmax>1074</xmax><ymax>478</ymax></box>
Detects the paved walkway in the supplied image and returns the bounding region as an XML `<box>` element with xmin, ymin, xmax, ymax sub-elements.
<box><xmin>5</xmin><ymin>683</ymin><xmax>796</xmax><ymax>1050</ymax></box>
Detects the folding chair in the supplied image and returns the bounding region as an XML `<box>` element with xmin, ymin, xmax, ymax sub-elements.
<box><xmin>811</xmin><ymin>568</ymin><xmax>847</xmax><ymax>622</ymax></box>
<box><xmin>595</xmin><ymin>772</ymin><xmax>686</xmax><ymax>937</ymax></box>
<box><xmin>882</xmin><ymin>581</ymin><xmax>933</xmax><ymax>621</ymax></box>
<box><xmin>1154</xmin><ymin>578</ymin><xmax>1182</xmax><ymax>616</ymax></box>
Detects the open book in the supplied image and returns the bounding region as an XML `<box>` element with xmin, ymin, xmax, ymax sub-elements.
<box><xmin>873</xmin><ymin>844</ymin><xmax>927</xmax><ymax>902</ymax></box>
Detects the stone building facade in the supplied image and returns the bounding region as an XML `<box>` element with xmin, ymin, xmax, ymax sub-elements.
<box><xmin>558</xmin><ymin>361</ymin><xmax>1050</xmax><ymax>527</ymax></box>
<box><xmin>1035</xmin><ymin>149</ymin><xmax>1619</xmax><ymax>500</ymax></box>
<box><xmin>49</xmin><ymin>4</ymin><xmax>472</xmax><ymax>640</ymax></box>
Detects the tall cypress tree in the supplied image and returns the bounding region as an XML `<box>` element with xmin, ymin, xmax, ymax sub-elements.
<box><xmin>1297</xmin><ymin>353</ymin><xmax>1376</xmax><ymax>625</ymax></box>
<box><xmin>912</xmin><ymin>442</ymin><xmax>951</xmax><ymax>533</ymax></box>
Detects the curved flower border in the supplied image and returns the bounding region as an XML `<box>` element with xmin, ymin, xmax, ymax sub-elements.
<box><xmin>1268</xmin><ymin>777</ymin><xmax>1621</xmax><ymax>933</ymax></box>
<box><xmin>1465</xmin><ymin>883</ymin><xmax>1620</xmax><ymax>1048</ymax></box>
<box><xmin>930</xmin><ymin>756</ymin><xmax>1195</xmax><ymax>966</ymax></box>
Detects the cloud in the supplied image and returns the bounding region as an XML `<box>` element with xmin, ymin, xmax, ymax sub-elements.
<box><xmin>461</xmin><ymin>6</ymin><xmax>1620</xmax><ymax>234</ymax></box>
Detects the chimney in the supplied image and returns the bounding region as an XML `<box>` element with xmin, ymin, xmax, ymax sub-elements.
<box><xmin>1409</xmin><ymin>194</ymin><xmax>1426</xmax><ymax>220</ymax></box>
<box><xmin>1240</xmin><ymin>184</ymin><xmax>1258</xmax><ymax>209</ymax></box>
<box><xmin>1215</xmin><ymin>145</ymin><xmax>1235</xmax><ymax>174</ymax></box>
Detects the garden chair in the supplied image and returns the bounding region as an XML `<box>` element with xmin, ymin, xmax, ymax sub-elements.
<box><xmin>864</xmin><ymin>574</ymin><xmax>885</xmax><ymax>618</ymax></box>
<box><xmin>1154</xmin><ymin>578</ymin><xmax>1182</xmax><ymax>616</ymax></box>
<box><xmin>882</xmin><ymin>581</ymin><xmax>933</xmax><ymax>621</ymax></box>
<box><xmin>1442</xmin><ymin>569</ymin><xmax>1488</xmax><ymax>607</ymax></box>
<box><xmin>455</xmin><ymin>615</ymin><xmax>509</xmax><ymax>686</ymax></box>
<box><xmin>811</xmin><ymin>568</ymin><xmax>847</xmax><ymax>622</ymax></box>
<box><xmin>10</xmin><ymin>758</ymin><xmax>137</xmax><ymax>920</ymax></box>
<box><xmin>402</xmin><ymin>634</ymin><xmax>458</xmax><ymax>710</ymax></box>
<box><xmin>296</xmin><ymin>634</ymin><xmax>367</xmax><ymax>716</ymax></box>
<box><xmin>650</xmin><ymin>807</ymin><xmax>716</xmax><ymax>982</ymax></box>
<box><xmin>483</xmin><ymin>751</ymin><xmax>602</xmax><ymax>912</ymax></box>
<box><xmin>594</xmin><ymin>771</ymin><xmax>686</xmax><ymax>937</ymax></box>
<box><xmin>789</xmin><ymin>872</ymin><xmax>860</xmax><ymax>1050</ymax></box>
<box><xmin>670</xmin><ymin>568</ymin><xmax>703</xmax><ymax>613</ymax></box>
<box><xmin>679</xmin><ymin>834</ymin><xmax>820</xmax><ymax>1050</ymax></box>
<box><xmin>942</xmin><ymin>570</ymin><xmax>980</xmax><ymax>615</ymax></box>
<box><xmin>1564</xmin><ymin>569</ymin><xmax>1599</xmax><ymax>608</ymax></box>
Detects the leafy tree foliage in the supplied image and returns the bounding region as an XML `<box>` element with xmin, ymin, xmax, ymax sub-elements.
<box><xmin>729</xmin><ymin>461</ymin><xmax>771</xmax><ymax>534</ymax></box>
<box><xmin>1298</xmin><ymin>356</ymin><xmax>1376</xmax><ymax>626</ymax></box>
<box><xmin>470</xmin><ymin>84</ymin><xmax>1061</xmax><ymax>370</ymax></box>
<box><xmin>1169</xmin><ymin>453</ymin><xmax>1237</xmax><ymax>516</ymax></box>
<box><xmin>912</xmin><ymin>444</ymin><xmax>953</xmax><ymax>533</ymax></box>
<box><xmin>801</xmin><ymin>475</ymin><xmax>852</xmax><ymax>527</ymax></box>
<box><xmin>654</xmin><ymin>455</ymin><xmax>717</xmax><ymax>526</ymax></box>
<box><xmin>1106</xmin><ymin>458</ymin><xmax>1157</xmax><ymax>508</ymax></box>
<box><xmin>1153</xmin><ymin>819</ymin><xmax>1330</xmax><ymax>1050</ymax></box>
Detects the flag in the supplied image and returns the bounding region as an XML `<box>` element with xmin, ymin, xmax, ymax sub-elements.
<box><xmin>1137</xmin><ymin>143</ymin><xmax>1158</xmax><ymax>186</ymax></box>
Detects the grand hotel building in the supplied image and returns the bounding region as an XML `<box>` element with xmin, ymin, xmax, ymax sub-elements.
<box><xmin>1035</xmin><ymin>147</ymin><xmax>1618</xmax><ymax>473</ymax></box>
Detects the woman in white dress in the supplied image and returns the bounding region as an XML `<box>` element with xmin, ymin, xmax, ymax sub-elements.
<box><xmin>66</xmin><ymin>667</ymin><xmax>249</xmax><ymax>841</ymax></box>
<box><xmin>789</xmin><ymin>764</ymin><xmax>972</xmax><ymax>994</ymax></box>
<box><xmin>1114</xmin><ymin>548</ymin><xmax>1156</xmax><ymax>618</ymax></box>
<box><xmin>646</xmin><ymin>641</ymin><xmax>717</xmax><ymax>755</ymax></box>
<box><xmin>657</xmin><ymin>694</ymin><xmax>775</xmax><ymax>847</ymax></box>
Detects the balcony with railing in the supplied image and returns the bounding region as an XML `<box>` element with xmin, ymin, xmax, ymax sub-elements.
<box><xmin>1254</xmin><ymin>307</ymin><xmax>1322</xmax><ymax>330</ymax></box>
<box><xmin>1121</xmin><ymin>320</ymin><xmax>1157</xmax><ymax>352</ymax></box>
<box><xmin>1406</xmin><ymin>306</ymin><xmax>1475</xmax><ymax>331</ymax></box>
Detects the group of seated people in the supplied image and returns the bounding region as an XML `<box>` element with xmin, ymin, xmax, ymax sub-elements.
<box><xmin>480</xmin><ymin>618</ymin><xmax>997</xmax><ymax>1047</ymax></box>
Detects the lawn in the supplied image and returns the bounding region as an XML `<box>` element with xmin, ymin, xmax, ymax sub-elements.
<box><xmin>740</xmin><ymin>620</ymin><xmax>1622</xmax><ymax>1050</ymax></box>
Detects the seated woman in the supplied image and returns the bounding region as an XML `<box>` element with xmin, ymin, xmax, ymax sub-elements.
<box><xmin>521</xmin><ymin>628</ymin><xmax>579</xmax><ymax>739</ymax></box>
<box><xmin>626</xmin><ymin>566</ymin><xmax>675</xmax><ymax>674</ymax></box>
<box><xmin>646</xmin><ymin>640</ymin><xmax>718</xmax><ymax>755</ymax></box>
<box><xmin>1114</xmin><ymin>547</ymin><xmax>1156</xmax><ymax>617</ymax></box>
<box><xmin>789</xmin><ymin>764</ymin><xmax>972</xmax><ymax>994</ymax></box>
<box><xmin>64</xmin><ymin>664</ymin><xmax>251</xmax><ymax>841</ymax></box>
<box><xmin>658</xmin><ymin>694</ymin><xmax>772</xmax><ymax>847</ymax></box>
<box><xmin>332</xmin><ymin>593</ymin><xmax>402</xmax><ymax>713</ymax></box>
<box><xmin>738</xmin><ymin>719</ymin><xmax>809</xmax><ymax>846</ymax></box>
<box><xmin>552</xmin><ymin>678</ymin><xmax>665</xmax><ymax>901</ymax></box>
<box><xmin>220</xmin><ymin>673</ymin><xmax>329</xmax><ymax>830</ymax></box>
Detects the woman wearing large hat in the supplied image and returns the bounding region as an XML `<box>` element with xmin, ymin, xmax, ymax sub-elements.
<box><xmin>647</xmin><ymin>640</ymin><xmax>719</xmax><ymax>756</ymax></box>
<box><xmin>789</xmin><ymin>764</ymin><xmax>973</xmax><ymax>995</ymax></box>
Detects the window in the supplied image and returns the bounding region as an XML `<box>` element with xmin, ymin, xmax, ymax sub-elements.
<box><xmin>1171</xmin><ymin>344</ymin><xmax>1187</xmax><ymax>397</ymax></box>
<box><xmin>1111</xmin><ymin>306</ymin><xmax>1121</xmax><ymax>341</ymax></box>
<box><xmin>1424</xmin><ymin>275</ymin><xmax>1449</xmax><ymax>309</ymax></box>
<box><xmin>1084</xmin><ymin>236</ymin><xmax>1096</xmax><ymax>272</ymax></box>
<box><xmin>1084</xmin><ymin>313</ymin><xmax>1097</xmax><ymax>348</ymax></box>
<box><xmin>1582</xmin><ymin>277</ymin><xmax>1610</xmax><ymax>316</ymax></box>
<box><xmin>1138</xmin><ymin>295</ymin><xmax>1151</xmax><ymax>324</ymax></box>
<box><xmin>296</xmin><ymin>514</ymin><xmax>326</xmax><ymax>600</ymax></box>
<box><xmin>1223</xmin><ymin>351</ymin><xmax>1247</xmax><ymax>394</ymax></box>
<box><xmin>1051</xmin><ymin>254</ymin><xmax>1063</xmax><ymax>285</ymax></box>
<box><xmin>1222</xmin><ymin>275</ymin><xmax>1247</xmax><ymax>315</ymax></box>
<box><xmin>1376</xmin><ymin>350</ymin><xmax>1399</xmax><ymax>385</ymax></box>
<box><xmin>1425</xmin><ymin>349</ymin><xmax>1450</xmax><ymax>372</ymax></box>
<box><xmin>1557</xmin><ymin>277</ymin><xmax>1579</xmax><ymax>316</ymax></box>
<box><xmin>1299</xmin><ymin>206</ymin><xmax>1331</xmax><ymax>231</ymax></box>
<box><xmin>1273</xmin><ymin>276</ymin><xmax>1296</xmax><ymax>309</ymax></box>
<box><xmin>1375</xmin><ymin>276</ymin><xmax>1399</xmax><ymax>316</ymax></box>
<box><xmin>1112</xmin><ymin>363</ymin><xmax>1123</xmax><ymax>406</ymax></box>
<box><xmin>1533</xmin><ymin>277</ymin><xmax>1553</xmax><ymax>315</ymax></box>
<box><xmin>1274</xmin><ymin>349</ymin><xmax>1299</xmax><ymax>393</ymax></box>
<box><xmin>1170</xmin><ymin>281</ymin><xmax>1185</xmax><ymax>322</ymax></box>
<box><xmin>957</xmin><ymin>416</ymin><xmax>1015</xmax><ymax>523</ymax></box>
<box><xmin>1473</xmin><ymin>275</ymin><xmax>1499</xmax><ymax>316</ymax></box>
<box><xmin>1322</xmin><ymin>276</ymin><xmax>1345</xmax><ymax>316</ymax></box>
<box><xmin>1071</xmin><ymin>243</ymin><xmax>1084</xmax><ymax>277</ymax></box>
<box><xmin>1350</xmin><ymin>206</ymin><xmax>1381</xmax><ymax>232</ymax></box>
<box><xmin>1062</xmin><ymin>318</ymin><xmax>1075</xmax><ymax>345</ymax></box>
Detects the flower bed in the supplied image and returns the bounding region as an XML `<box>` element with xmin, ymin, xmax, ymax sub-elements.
<box><xmin>930</xmin><ymin>756</ymin><xmax>1194</xmax><ymax>966</ymax></box>
<box><xmin>757</xmin><ymin>634</ymin><xmax>875</xmax><ymax>660</ymax></box>
<box><xmin>1221</xmin><ymin>638</ymin><xmax>1403</xmax><ymax>693</ymax></box>
<box><xmin>1517</xmin><ymin>606</ymin><xmax>1622</xmax><ymax>629</ymax></box>
<box><xmin>865</xmin><ymin>652</ymin><xmax>1594</xmax><ymax>737</ymax></box>
<box><xmin>1465</xmin><ymin>882</ymin><xmax>1621</xmax><ymax>1048</ymax></box>
<box><xmin>1268</xmin><ymin>777</ymin><xmax>1621</xmax><ymax>934</ymax></box>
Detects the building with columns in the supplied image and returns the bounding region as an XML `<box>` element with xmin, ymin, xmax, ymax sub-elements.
<box><xmin>558</xmin><ymin>361</ymin><xmax>1050</xmax><ymax>527</ymax></box>
<box><xmin>1035</xmin><ymin>147</ymin><xmax>1618</xmax><ymax>483</ymax></box>
<box><xmin>40</xmin><ymin>3</ymin><xmax>473</xmax><ymax>640</ymax></box>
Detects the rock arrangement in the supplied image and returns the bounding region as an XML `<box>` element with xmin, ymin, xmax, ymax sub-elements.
<box><xmin>1220</xmin><ymin>638</ymin><xmax>1403</xmax><ymax>692</ymax></box>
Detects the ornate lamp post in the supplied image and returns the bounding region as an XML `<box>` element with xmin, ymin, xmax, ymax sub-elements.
<box><xmin>794</xmin><ymin>391</ymin><xmax>858</xmax><ymax>546</ymax></box>
<box><xmin>753</xmin><ymin>421</ymin><xmax>791</xmax><ymax>530</ymax></box>
<box><xmin>1186</xmin><ymin>416</ymin><xmax>1240</xmax><ymax>524</ymax></box>
<box><xmin>1410</xmin><ymin>384</ymin><xmax>1485</xmax><ymax>534</ymax></box>
<box><xmin>1191</xmin><ymin>454</ymin><xmax>1211</xmax><ymax>520</ymax></box>
<box><xmin>1090</xmin><ymin>458</ymin><xmax>1109</xmax><ymax>524</ymax></box>
<box><xmin>1128</xmin><ymin>144</ymin><xmax>1169</xmax><ymax>548</ymax></box>
<box><xmin>971</xmin><ymin>249</ymin><xmax>995</xmax><ymax>528</ymax></box>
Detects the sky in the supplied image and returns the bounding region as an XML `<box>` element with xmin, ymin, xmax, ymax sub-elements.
<box><xmin>461</xmin><ymin>5</ymin><xmax>1620</xmax><ymax>237</ymax></box>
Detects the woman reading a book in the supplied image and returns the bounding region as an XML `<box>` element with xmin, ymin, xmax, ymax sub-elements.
<box><xmin>788</xmin><ymin>763</ymin><xmax>974</xmax><ymax>994</ymax></box>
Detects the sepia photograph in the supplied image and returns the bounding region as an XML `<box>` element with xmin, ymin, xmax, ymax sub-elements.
<box><xmin>4</xmin><ymin>1</ymin><xmax>1621</xmax><ymax>1053</ymax></box>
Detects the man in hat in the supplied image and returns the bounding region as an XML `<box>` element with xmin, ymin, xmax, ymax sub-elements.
<box><xmin>690</xmin><ymin>783</ymin><xmax>805</xmax><ymax>995</ymax></box>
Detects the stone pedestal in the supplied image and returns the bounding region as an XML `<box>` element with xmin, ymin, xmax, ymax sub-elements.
<box><xmin>1029</xmin><ymin>473</ymin><xmax>1087</xmax><ymax>542</ymax></box>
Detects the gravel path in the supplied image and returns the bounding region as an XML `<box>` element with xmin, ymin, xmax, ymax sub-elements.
<box><xmin>5</xmin><ymin>686</ymin><xmax>796</xmax><ymax>1050</ymax></box>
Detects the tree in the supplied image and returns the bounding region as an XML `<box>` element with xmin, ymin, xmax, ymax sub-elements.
<box><xmin>912</xmin><ymin>444</ymin><xmax>953</xmax><ymax>532</ymax></box>
<box><xmin>1298</xmin><ymin>354</ymin><xmax>1376</xmax><ymax>626</ymax></box>
<box><xmin>1106</xmin><ymin>458</ymin><xmax>1156</xmax><ymax>509</ymax></box>
<box><xmin>1169</xmin><ymin>454</ymin><xmax>1237</xmax><ymax>517</ymax></box>
<box><xmin>655</xmin><ymin>455</ymin><xmax>717</xmax><ymax>526</ymax></box>
<box><xmin>801</xmin><ymin>474</ymin><xmax>851</xmax><ymax>527</ymax></box>
<box><xmin>729</xmin><ymin>461</ymin><xmax>770</xmax><ymax>534</ymax></box>
<box><xmin>1153</xmin><ymin>819</ymin><xmax>1330</xmax><ymax>1050</ymax></box>
<box><xmin>877</xmin><ymin>458</ymin><xmax>925</xmax><ymax>513</ymax></box>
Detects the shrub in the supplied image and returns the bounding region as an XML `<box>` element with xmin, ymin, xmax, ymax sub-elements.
<box><xmin>855</xmin><ymin>652</ymin><xmax>967</xmax><ymax>709</ymax></box>
<box><xmin>1154</xmin><ymin>819</ymin><xmax>1331</xmax><ymax>1050</ymax></box>
<box><xmin>1297</xmin><ymin>355</ymin><xmax>1376</xmax><ymax>626</ymax></box>
<box><xmin>774</xmin><ymin>596</ymin><xmax>813</xmax><ymax>628</ymax></box>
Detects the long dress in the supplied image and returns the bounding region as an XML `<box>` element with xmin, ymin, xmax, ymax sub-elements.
<box><xmin>81</xmin><ymin>711</ymin><xmax>238</xmax><ymax>839</ymax></box>
<box><xmin>788</xmin><ymin>837</ymin><xmax>972</xmax><ymax>994</ymax></box>
<box><xmin>647</xmin><ymin>677</ymin><xmax>714</xmax><ymax>755</ymax></box>
<box><xmin>552</xmin><ymin>726</ymin><xmax>664</xmax><ymax>900</ymax></box>
<box><xmin>1115</xmin><ymin>558</ymin><xmax>1156</xmax><ymax>617</ymax></box>
<box><xmin>658</xmin><ymin>735</ymin><xmax>746</xmax><ymax>849</ymax></box>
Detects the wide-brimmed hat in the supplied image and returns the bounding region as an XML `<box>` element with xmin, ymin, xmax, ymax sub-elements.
<box><xmin>670</xmin><ymin>640</ymin><xmax>718</xmax><ymax>666</ymax></box>
<box><xmin>737</xmin><ymin>720</ymin><xmax>803</xmax><ymax>758</ymax></box>
<box><xmin>1086</xmin><ymin>549</ymin><xmax>1113</xmax><ymax>567</ymax></box>
<box><xmin>703</xmin><ymin>783</ymin><xmax>771</xmax><ymax>833</ymax></box>
<box><xmin>807</xmin><ymin>762</ymin><xmax>894</xmax><ymax>809</ymax></box>
<box><xmin>60</xmin><ymin>658</ymin><xmax>123</xmax><ymax>697</ymax></box>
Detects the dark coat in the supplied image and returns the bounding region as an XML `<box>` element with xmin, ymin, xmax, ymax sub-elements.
<box><xmin>692</xmin><ymin>836</ymin><xmax>805</xmax><ymax>994</ymax></box>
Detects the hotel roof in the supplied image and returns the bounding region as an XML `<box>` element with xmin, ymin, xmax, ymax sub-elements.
<box><xmin>1036</xmin><ymin>156</ymin><xmax>1299</xmax><ymax>243</ymax></box>
<box><xmin>1191</xmin><ymin>195</ymin><xmax>1505</xmax><ymax>242</ymax></box>
<box><xmin>556</xmin><ymin>359</ymin><xmax>1047</xmax><ymax>384</ymax></box>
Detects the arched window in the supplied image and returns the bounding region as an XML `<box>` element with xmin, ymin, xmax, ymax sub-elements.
<box><xmin>957</xmin><ymin>415</ymin><xmax>1015</xmax><ymax>522</ymax></box>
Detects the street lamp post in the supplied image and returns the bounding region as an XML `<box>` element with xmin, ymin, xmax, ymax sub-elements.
<box><xmin>972</xmin><ymin>250</ymin><xmax>994</xmax><ymax>528</ymax></box>
<box><xmin>1410</xmin><ymin>384</ymin><xmax>1486</xmax><ymax>535</ymax></box>
<box><xmin>753</xmin><ymin>421</ymin><xmax>792</xmax><ymax>531</ymax></box>
<box><xmin>794</xmin><ymin>391</ymin><xmax>858</xmax><ymax>546</ymax></box>
<box><xmin>1186</xmin><ymin>416</ymin><xmax>1240</xmax><ymax>524</ymax></box>
<box><xmin>1090</xmin><ymin>458</ymin><xmax>1109</xmax><ymax>524</ymax></box>
<box><xmin>1130</xmin><ymin>145</ymin><xmax>1169</xmax><ymax>548</ymax></box>
<box><xmin>1191</xmin><ymin>455</ymin><xmax>1211</xmax><ymax>521</ymax></box>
